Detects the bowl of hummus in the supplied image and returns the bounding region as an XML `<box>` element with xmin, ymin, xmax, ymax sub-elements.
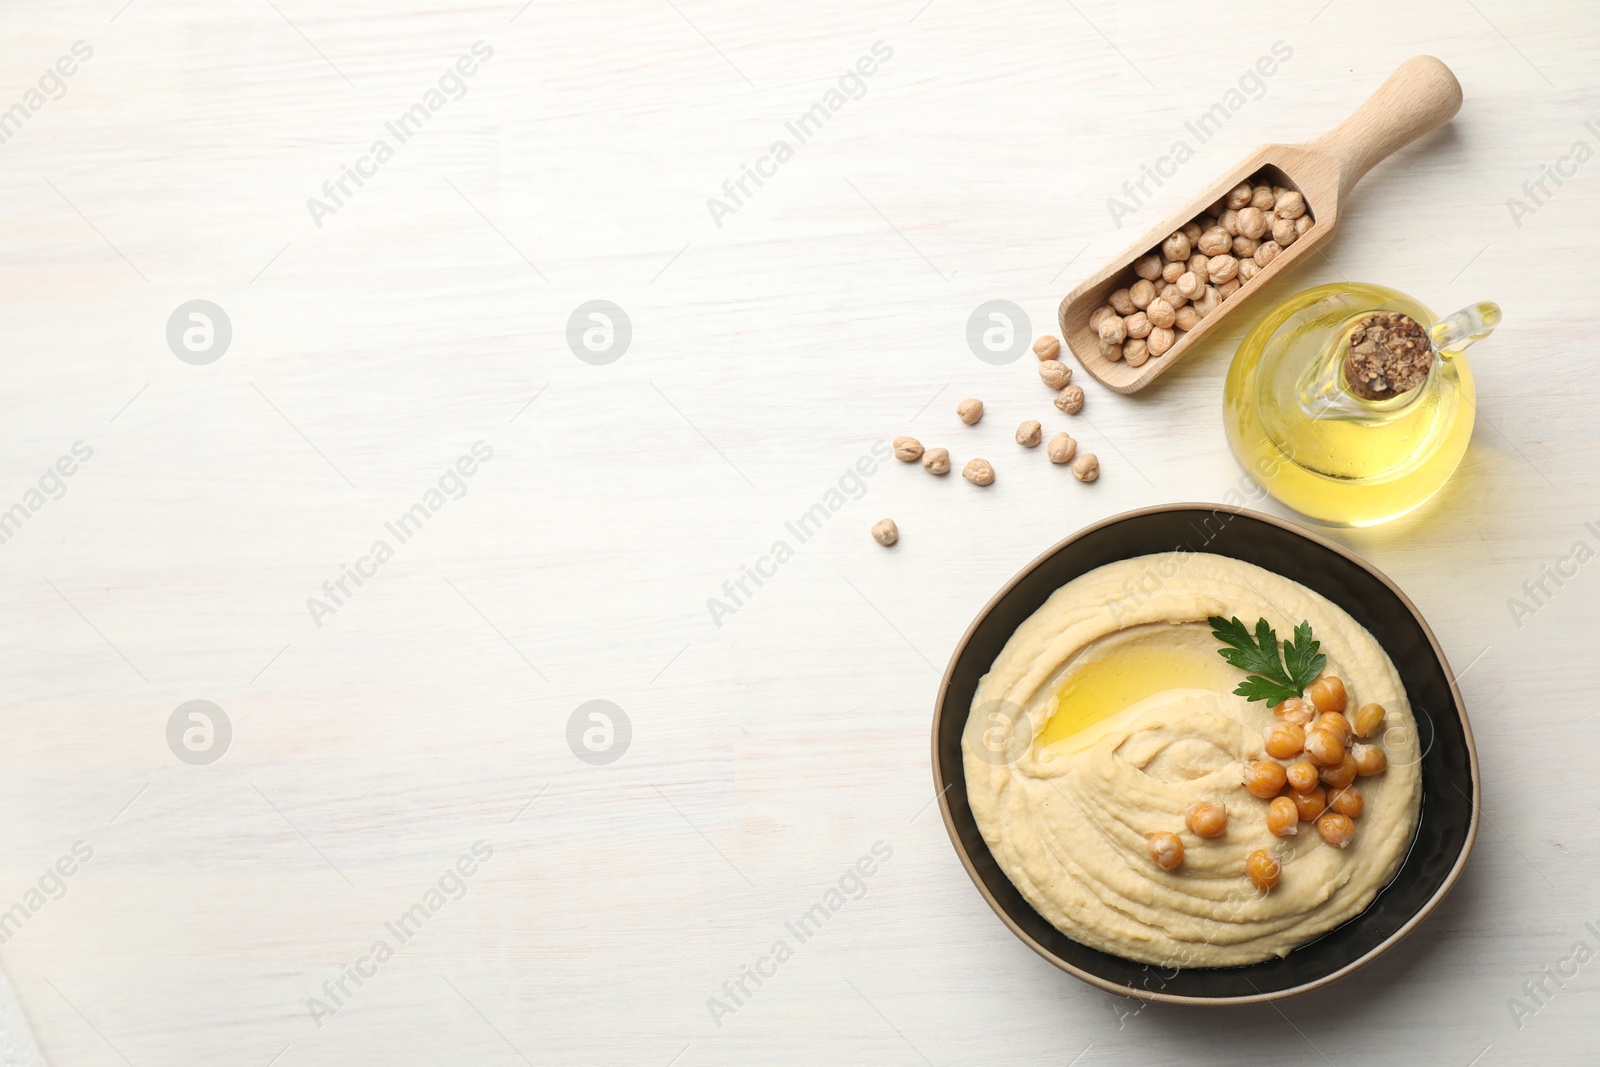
<box><xmin>932</xmin><ymin>505</ymin><xmax>1478</xmax><ymax>1003</ymax></box>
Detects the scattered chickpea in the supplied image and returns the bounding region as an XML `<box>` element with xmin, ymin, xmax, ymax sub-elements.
<box><xmin>1237</xmin><ymin>206</ymin><xmax>1268</xmax><ymax>240</ymax></box>
<box><xmin>962</xmin><ymin>458</ymin><xmax>994</xmax><ymax>485</ymax></box>
<box><xmin>1263</xmin><ymin>721</ymin><xmax>1306</xmax><ymax>760</ymax></box>
<box><xmin>1303</xmin><ymin>728</ymin><xmax>1344</xmax><ymax>767</ymax></box>
<box><xmin>1267</xmin><ymin>796</ymin><xmax>1300</xmax><ymax>837</ymax></box>
<box><xmin>1308</xmin><ymin>676</ymin><xmax>1348</xmax><ymax>714</ymax></box>
<box><xmin>1320</xmin><ymin>752</ymin><xmax>1358</xmax><ymax>790</ymax></box>
<box><xmin>1274</xmin><ymin>697</ymin><xmax>1315</xmax><ymax>724</ymax></box>
<box><xmin>1046</xmin><ymin>432</ymin><xmax>1077</xmax><ymax>464</ymax></box>
<box><xmin>1243</xmin><ymin>759</ymin><xmax>1287</xmax><ymax>799</ymax></box>
<box><xmin>1353</xmin><ymin>703</ymin><xmax>1386</xmax><ymax>738</ymax></box>
<box><xmin>1285</xmin><ymin>759</ymin><xmax>1319</xmax><ymax>793</ymax></box>
<box><xmin>1161</xmin><ymin>261</ymin><xmax>1185</xmax><ymax>284</ymax></box>
<box><xmin>1129</xmin><ymin>279</ymin><xmax>1156</xmax><ymax>308</ymax></box>
<box><xmin>1016</xmin><ymin>420</ymin><xmax>1042</xmax><ymax>448</ymax></box>
<box><xmin>1225</xmin><ymin>181</ymin><xmax>1253</xmax><ymax>209</ymax></box>
<box><xmin>1328</xmin><ymin>784</ymin><xmax>1363</xmax><ymax>818</ymax></box>
<box><xmin>871</xmin><ymin>518</ymin><xmax>898</xmax><ymax>546</ymax></box>
<box><xmin>1290</xmin><ymin>786</ymin><xmax>1328</xmax><ymax>822</ymax></box>
<box><xmin>1273</xmin><ymin>697</ymin><xmax>1312</xmax><ymax>723</ymax></box>
<box><xmin>1147</xmin><ymin>326</ymin><xmax>1176</xmax><ymax>357</ymax></box>
<box><xmin>1186</xmin><ymin>801</ymin><xmax>1228</xmax><ymax>838</ymax></box>
<box><xmin>1275</xmin><ymin>190</ymin><xmax>1307</xmax><ymax>220</ymax></box>
<box><xmin>1146</xmin><ymin>297</ymin><xmax>1176</xmax><ymax>329</ymax></box>
<box><xmin>1032</xmin><ymin>335</ymin><xmax>1061</xmax><ymax>361</ymax></box>
<box><xmin>957</xmin><ymin>398</ymin><xmax>984</xmax><ymax>425</ymax></box>
<box><xmin>1245</xmin><ymin>848</ymin><xmax>1281</xmax><ymax>891</ymax></box>
<box><xmin>1124</xmin><ymin>338</ymin><xmax>1150</xmax><ymax>366</ymax></box>
<box><xmin>1039</xmin><ymin>360</ymin><xmax>1072</xmax><ymax>390</ymax></box>
<box><xmin>1162</xmin><ymin>231</ymin><xmax>1192</xmax><ymax>262</ymax></box>
<box><xmin>1054</xmin><ymin>384</ymin><xmax>1085</xmax><ymax>415</ymax></box>
<box><xmin>1316</xmin><ymin>812</ymin><xmax>1355</xmax><ymax>848</ymax></box>
<box><xmin>1109</xmin><ymin>288</ymin><xmax>1137</xmax><ymax>315</ymax></box>
<box><xmin>1351</xmin><ymin>742</ymin><xmax>1388</xmax><ymax>777</ymax></box>
<box><xmin>1071</xmin><ymin>452</ymin><xmax>1099</xmax><ymax>482</ymax></box>
<box><xmin>893</xmin><ymin>436</ymin><xmax>923</xmax><ymax>462</ymax></box>
<box><xmin>922</xmin><ymin>447</ymin><xmax>950</xmax><ymax>475</ymax></box>
<box><xmin>1132</xmin><ymin>254</ymin><xmax>1163</xmax><ymax>280</ymax></box>
<box><xmin>1314</xmin><ymin>711</ymin><xmax>1350</xmax><ymax>745</ymax></box>
<box><xmin>1148</xmin><ymin>831</ymin><xmax>1184</xmax><ymax>871</ymax></box>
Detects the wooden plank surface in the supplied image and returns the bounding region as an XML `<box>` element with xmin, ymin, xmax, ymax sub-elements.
<box><xmin>0</xmin><ymin>1</ymin><xmax>1594</xmax><ymax>1064</ymax></box>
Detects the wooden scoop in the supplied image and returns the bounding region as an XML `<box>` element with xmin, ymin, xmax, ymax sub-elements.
<box><xmin>1059</xmin><ymin>56</ymin><xmax>1462</xmax><ymax>394</ymax></box>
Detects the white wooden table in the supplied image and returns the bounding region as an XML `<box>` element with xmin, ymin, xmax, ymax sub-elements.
<box><xmin>0</xmin><ymin>1</ymin><xmax>1594</xmax><ymax>1063</ymax></box>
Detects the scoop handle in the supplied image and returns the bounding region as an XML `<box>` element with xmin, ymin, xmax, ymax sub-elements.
<box><xmin>1303</xmin><ymin>56</ymin><xmax>1462</xmax><ymax>200</ymax></box>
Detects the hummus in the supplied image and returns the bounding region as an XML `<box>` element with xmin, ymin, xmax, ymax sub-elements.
<box><xmin>964</xmin><ymin>552</ymin><xmax>1421</xmax><ymax>968</ymax></box>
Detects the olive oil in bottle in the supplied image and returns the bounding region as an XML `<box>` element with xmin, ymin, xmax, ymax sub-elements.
<box><xmin>1224</xmin><ymin>283</ymin><xmax>1498</xmax><ymax>527</ymax></box>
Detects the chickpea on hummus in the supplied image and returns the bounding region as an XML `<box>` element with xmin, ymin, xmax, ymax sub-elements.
<box><xmin>963</xmin><ymin>552</ymin><xmax>1420</xmax><ymax>968</ymax></box>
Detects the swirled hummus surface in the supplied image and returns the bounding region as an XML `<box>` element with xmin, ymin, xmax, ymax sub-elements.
<box><xmin>963</xmin><ymin>552</ymin><xmax>1421</xmax><ymax>968</ymax></box>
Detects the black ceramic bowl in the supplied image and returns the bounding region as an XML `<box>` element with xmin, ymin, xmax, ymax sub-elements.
<box><xmin>932</xmin><ymin>504</ymin><xmax>1478</xmax><ymax>1004</ymax></box>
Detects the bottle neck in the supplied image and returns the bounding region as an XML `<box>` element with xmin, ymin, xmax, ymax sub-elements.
<box><xmin>1295</xmin><ymin>316</ymin><xmax>1430</xmax><ymax>424</ymax></box>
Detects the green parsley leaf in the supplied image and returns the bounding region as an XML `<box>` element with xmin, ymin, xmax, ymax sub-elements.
<box><xmin>1281</xmin><ymin>620</ymin><xmax>1327</xmax><ymax>696</ymax></box>
<box><xmin>1208</xmin><ymin>615</ymin><xmax>1323</xmax><ymax>706</ymax></box>
<box><xmin>1234</xmin><ymin>674</ymin><xmax>1301</xmax><ymax>706</ymax></box>
<box><xmin>1208</xmin><ymin>615</ymin><xmax>1283</xmax><ymax>678</ymax></box>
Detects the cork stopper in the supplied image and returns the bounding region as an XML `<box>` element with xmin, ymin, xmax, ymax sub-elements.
<box><xmin>1342</xmin><ymin>312</ymin><xmax>1432</xmax><ymax>401</ymax></box>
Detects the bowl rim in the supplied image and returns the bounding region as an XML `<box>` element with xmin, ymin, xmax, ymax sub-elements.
<box><xmin>930</xmin><ymin>502</ymin><xmax>1480</xmax><ymax>1005</ymax></box>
